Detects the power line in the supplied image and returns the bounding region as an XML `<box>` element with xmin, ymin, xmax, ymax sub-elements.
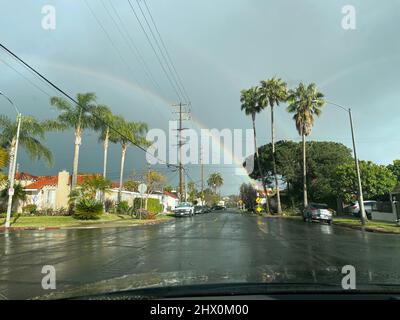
<box><xmin>107</xmin><ymin>0</ymin><xmax>164</xmax><ymax>96</ymax></box>
<box><xmin>0</xmin><ymin>42</ymin><xmax>179</xmax><ymax>171</ymax></box>
<box><xmin>0</xmin><ymin>58</ymin><xmax>54</xmax><ymax>98</ymax></box>
<box><xmin>101</xmin><ymin>0</ymin><xmax>164</xmax><ymax>96</ymax></box>
<box><xmin>127</xmin><ymin>0</ymin><xmax>183</xmax><ymax>102</ymax></box>
<box><xmin>83</xmin><ymin>0</ymin><xmax>141</xmax><ymax>85</ymax></box>
<box><xmin>135</xmin><ymin>0</ymin><xmax>187</xmax><ymax>103</ymax></box>
<box><xmin>141</xmin><ymin>0</ymin><xmax>191</xmax><ymax>104</ymax></box>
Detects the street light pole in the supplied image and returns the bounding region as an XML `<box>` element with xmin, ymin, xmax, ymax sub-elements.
<box><xmin>324</xmin><ymin>100</ymin><xmax>367</xmax><ymax>225</ymax></box>
<box><xmin>0</xmin><ymin>91</ymin><xmax>22</xmax><ymax>228</ymax></box>
<box><xmin>348</xmin><ymin>108</ymin><xmax>367</xmax><ymax>225</ymax></box>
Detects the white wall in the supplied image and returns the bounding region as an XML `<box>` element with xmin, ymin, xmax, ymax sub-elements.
<box><xmin>371</xmin><ymin>211</ymin><xmax>397</xmax><ymax>222</ymax></box>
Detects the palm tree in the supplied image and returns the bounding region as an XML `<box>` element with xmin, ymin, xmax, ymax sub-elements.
<box><xmin>0</xmin><ymin>115</ymin><xmax>54</xmax><ymax>177</ymax></box>
<box><xmin>287</xmin><ymin>83</ymin><xmax>325</xmax><ymax>208</ymax></box>
<box><xmin>259</xmin><ymin>77</ymin><xmax>288</xmax><ymax>214</ymax></box>
<box><xmin>50</xmin><ymin>92</ymin><xmax>97</xmax><ymax>189</ymax></box>
<box><xmin>207</xmin><ymin>172</ymin><xmax>223</xmax><ymax>194</ymax></box>
<box><xmin>240</xmin><ymin>87</ymin><xmax>270</xmax><ymax>213</ymax></box>
<box><xmin>92</xmin><ymin>105</ymin><xmax>114</xmax><ymax>179</ymax></box>
<box><xmin>110</xmin><ymin>117</ymin><xmax>149</xmax><ymax>203</ymax></box>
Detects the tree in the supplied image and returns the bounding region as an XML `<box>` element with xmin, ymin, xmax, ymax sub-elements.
<box><xmin>287</xmin><ymin>83</ymin><xmax>325</xmax><ymax>208</ymax></box>
<box><xmin>239</xmin><ymin>183</ymin><xmax>257</xmax><ymax>211</ymax></box>
<box><xmin>333</xmin><ymin>161</ymin><xmax>397</xmax><ymax>203</ymax></box>
<box><xmin>110</xmin><ymin>116</ymin><xmax>149</xmax><ymax>203</ymax></box>
<box><xmin>50</xmin><ymin>92</ymin><xmax>98</xmax><ymax>189</ymax></box>
<box><xmin>123</xmin><ymin>180</ymin><xmax>139</xmax><ymax>192</ymax></box>
<box><xmin>73</xmin><ymin>175</ymin><xmax>112</xmax><ymax>200</ymax></box>
<box><xmin>0</xmin><ymin>183</ymin><xmax>26</xmax><ymax>211</ymax></box>
<box><xmin>92</xmin><ymin>105</ymin><xmax>115</xmax><ymax>179</ymax></box>
<box><xmin>0</xmin><ymin>115</ymin><xmax>54</xmax><ymax>180</ymax></box>
<box><xmin>250</xmin><ymin>140</ymin><xmax>352</xmax><ymax>209</ymax></box>
<box><xmin>187</xmin><ymin>181</ymin><xmax>198</xmax><ymax>203</ymax></box>
<box><xmin>259</xmin><ymin>77</ymin><xmax>288</xmax><ymax>214</ymax></box>
<box><xmin>164</xmin><ymin>185</ymin><xmax>173</xmax><ymax>192</ymax></box>
<box><xmin>207</xmin><ymin>172</ymin><xmax>223</xmax><ymax>194</ymax></box>
<box><xmin>240</xmin><ymin>86</ymin><xmax>270</xmax><ymax>212</ymax></box>
<box><xmin>0</xmin><ymin>147</ymin><xmax>7</xmax><ymax>184</ymax></box>
<box><xmin>388</xmin><ymin>160</ymin><xmax>400</xmax><ymax>182</ymax></box>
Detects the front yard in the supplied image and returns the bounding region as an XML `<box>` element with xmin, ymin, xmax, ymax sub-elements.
<box><xmin>333</xmin><ymin>217</ymin><xmax>400</xmax><ymax>234</ymax></box>
<box><xmin>0</xmin><ymin>213</ymin><xmax>173</xmax><ymax>229</ymax></box>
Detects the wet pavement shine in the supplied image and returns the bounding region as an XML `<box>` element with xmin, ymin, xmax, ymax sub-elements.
<box><xmin>1</xmin><ymin>211</ymin><xmax>400</xmax><ymax>299</ymax></box>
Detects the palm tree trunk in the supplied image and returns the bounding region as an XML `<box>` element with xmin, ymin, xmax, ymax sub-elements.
<box><xmin>302</xmin><ymin>133</ymin><xmax>308</xmax><ymax>208</ymax></box>
<box><xmin>103</xmin><ymin>127</ymin><xmax>109</xmax><ymax>179</ymax></box>
<box><xmin>270</xmin><ymin>105</ymin><xmax>282</xmax><ymax>214</ymax></box>
<box><xmin>252</xmin><ymin>114</ymin><xmax>270</xmax><ymax>213</ymax></box>
<box><xmin>71</xmin><ymin>128</ymin><xmax>81</xmax><ymax>189</ymax></box>
<box><xmin>118</xmin><ymin>144</ymin><xmax>127</xmax><ymax>204</ymax></box>
<box><xmin>101</xmin><ymin>127</ymin><xmax>109</xmax><ymax>206</ymax></box>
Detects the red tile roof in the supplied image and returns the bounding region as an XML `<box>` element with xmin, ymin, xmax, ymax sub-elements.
<box><xmin>15</xmin><ymin>172</ymin><xmax>38</xmax><ymax>181</ymax></box>
<box><xmin>24</xmin><ymin>174</ymin><xmax>94</xmax><ymax>190</ymax></box>
<box><xmin>164</xmin><ymin>191</ymin><xmax>178</xmax><ymax>199</ymax></box>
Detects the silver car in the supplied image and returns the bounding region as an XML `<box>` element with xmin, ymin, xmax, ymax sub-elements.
<box><xmin>174</xmin><ymin>202</ymin><xmax>195</xmax><ymax>217</ymax></box>
<box><xmin>303</xmin><ymin>203</ymin><xmax>333</xmax><ymax>224</ymax></box>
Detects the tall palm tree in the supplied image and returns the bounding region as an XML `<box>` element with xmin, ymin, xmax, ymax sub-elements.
<box><xmin>207</xmin><ymin>172</ymin><xmax>223</xmax><ymax>194</ymax></box>
<box><xmin>0</xmin><ymin>115</ymin><xmax>54</xmax><ymax>171</ymax></box>
<box><xmin>259</xmin><ymin>77</ymin><xmax>288</xmax><ymax>214</ymax></box>
<box><xmin>110</xmin><ymin>117</ymin><xmax>149</xmax><ymax>203</ymax></box>
<box><xmin>287</xmin><ymin>83</ymin><xmax>325</xmax><ymax>208</ymax></box>
<box><xmin>240</xmin><ymin>87</ymin><xmax>270</xmax><ymax>213</ymax></box>
<box><xmin>50</xmin><ymin>93</ymin><xmax>97</xmax><ymax>189</ymax></box>
<box><xmin>92</xmin><ymin>105</ymin><xmax>114</xmax><ymax>179</ymax></box>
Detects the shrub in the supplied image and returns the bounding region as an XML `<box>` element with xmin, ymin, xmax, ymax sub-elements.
<box><xmin>22</xmin><ymin>204</ymin><xmax>37</xmax><ymax>215</ymax></box>
<box><xmin>116</xmin><ymin>200</ymin><xmax>130</xmax><ymax>214</ymax></box>
<box><xmin>147</xmin><ymin>198</ymin><xmax>162</xmax><ymax>214</ymax></box>
<box><xmin>104</xmin><ymin>199</ymin><xmax>115</xmax><ymax>213</ymax></box>
<box><xmin>73</xmin><ymin>198</ymin><xmax>103</xmax><ymax>220</ymax></box>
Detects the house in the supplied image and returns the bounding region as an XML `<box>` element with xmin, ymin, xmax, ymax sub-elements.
<box><xmin>17</xmin><ymin>170</ymin><xmax>91</xmax><ymax>212</ymax></box>
<box><xmin>10</xmin><ymin>170</ymin><xmax>180</xmax><ymax>213</ymax></box>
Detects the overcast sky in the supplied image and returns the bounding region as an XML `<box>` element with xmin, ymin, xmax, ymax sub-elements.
<box><xmin>1</xmin><ymin>0</ymin><xmax>399</xmax><ymax>195</ymax></box>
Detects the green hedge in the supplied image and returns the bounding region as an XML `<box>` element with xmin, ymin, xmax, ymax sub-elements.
<box><xmin>133</xmin><ymin>197</ymin><xmax>162</xmax><ymax>213</ymax></box>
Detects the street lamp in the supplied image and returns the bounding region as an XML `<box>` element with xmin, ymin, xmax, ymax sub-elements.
<box><xmin>0</xmin><ymin>91</ymin><xmax>22</xmax><ymax>228</ymax></box>
<box><xmin>322</xmin><ymin>100</ymin><xmax>367</xmax><ymax>225</ymax></box>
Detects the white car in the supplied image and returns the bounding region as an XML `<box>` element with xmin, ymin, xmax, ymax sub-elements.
<box><xmin>346</xmin><ymin>200</ymin><xmax>376</xmax><ymax>219</ymax></box>
<box><xmin>174</xmin><ymin>202</ymin><xmax>195</xmax><ymax>217</ymax></box>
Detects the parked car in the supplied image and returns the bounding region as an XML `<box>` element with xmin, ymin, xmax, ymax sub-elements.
<box><xmin>194</xmin><ymin>205</ymin><xmax>205</xmax><ymax>214</ymax></box>
<box><xmin>346</xmin><ymin>200</ymin><xmax>375</xmax><ymax>220</ymax></box>
<box><xmin>211</xmin><ymin>205</ymin><xmax>226</xmax><ymax>211</ymax></box>
<box><xmin>303</xmin><ymin>203</ymin><xmax>333</xmax><ymax>224</ymax></box>
<box><xmin>174</xmin><ymin>202</ymin><xmax>195</xmax><ymax>217</ymax></box>
<box><xmin>203</xmin><ymin>206</ymin><xmax>212</xmax><ymax>213</ymax></box>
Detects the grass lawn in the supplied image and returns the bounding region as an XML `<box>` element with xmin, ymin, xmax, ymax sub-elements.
<box><xmin>0</xmin><ymin>213</ymin><xmax>173</xmax><ymax>228</ymax></box>
<box><xmin>333</xmin><ymin>217</ymin><xmax>400</xmax><ymax>234</ymax></box>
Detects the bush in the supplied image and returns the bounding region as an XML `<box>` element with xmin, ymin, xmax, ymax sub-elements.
<box><xmin>73</xmin><ymin>198</ymin><xmax>103</xmax><ymax>220</ymax></box>
<box><xmin>116</xmin><ymin>201</ymin><xmax>129</xmax><ymax>214</ymax></box>
<box><xmin>22</xmin><ymin>204</ymin><xmax>37</xmax><ymax>214</ymax></box>
<box><xmin>147</xmin><ymin>198</ymin><xmax>162</xmax><ymax>214</ymax></box>
<box><xmin>104</xmin><ymin>199</ymin><xmax>115</xmax><ymax>213</ymax></box>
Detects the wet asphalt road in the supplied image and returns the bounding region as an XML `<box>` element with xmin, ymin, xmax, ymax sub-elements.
<box><xmin>1</xmin><ymin>211</ymin><xmax>400</xmax><ymax>299</ymax></box>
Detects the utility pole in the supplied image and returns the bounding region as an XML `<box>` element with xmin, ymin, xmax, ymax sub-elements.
<box><xmin>172</xmin><ymin>102</ymin><xmax>190</xmax><ymax>202</ymax></box>
<box><xmin>201</xmin><ymin>146</ymin><xmax>204</xmax><ymax>204</ymax></box>
<box><xmin>349</xmin><ymin>109</ymin><xmax>367</xmax><ymax>225</ymax></box>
